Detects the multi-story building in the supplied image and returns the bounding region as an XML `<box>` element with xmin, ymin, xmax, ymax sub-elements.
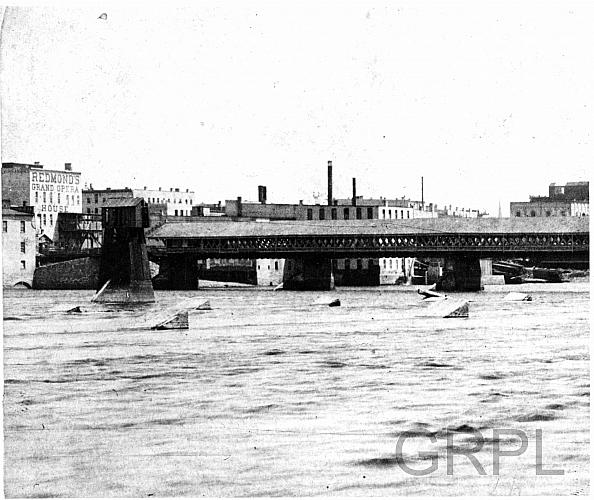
<box><xmin>2</xmin><ymin>162</ymin><xmax>82</xmax><ymax>241</ymax></box>
<box><xmin>510</xmin><ymin>181</ymin><xmax>589</xmax><ymax>218</ymax></box>
<box><xmin>2</xmin><ymin>201</ymin><xmax>36</xmax><ymax>287</ymax></box>
<box><xmin>83</xmin><ymin>186</ymin><xmax>195</xmax><ymax>217</ymax></box>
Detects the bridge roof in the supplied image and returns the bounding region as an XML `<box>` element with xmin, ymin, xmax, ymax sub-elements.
<box><xmin>149</xmin><ymin>217</ymin><xmax>589</xmax><ymax>239</ymax></box>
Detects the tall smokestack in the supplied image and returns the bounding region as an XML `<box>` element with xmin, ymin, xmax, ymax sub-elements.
<box><xmin>421</xmin><ymin>176</ymin><xmax>424</xmax><ymax>208</ymax></box>
<box><xmin>258</xmin><ymin>185</ymin><xmax>267</xmax><ymax>204</ymax></box>
<box><xmin>352</xmin><ymin>177</ymin><xmax>357</xmax><ymax>206</ymax></box>
<box><xmin>327</xmin><ymin>160</ymin><xmax>333</xmax><ymax>206</ymax></box>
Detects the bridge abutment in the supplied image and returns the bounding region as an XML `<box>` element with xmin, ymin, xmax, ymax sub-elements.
<box><xmin>436</xmin><ymin>256</ymin><xmax>483</xmax><ymax>292</ymax></box>
<box><xmin>282</xmin><ymin>256</ymin><xmax>335</xmax><ymax>291</ymax></box>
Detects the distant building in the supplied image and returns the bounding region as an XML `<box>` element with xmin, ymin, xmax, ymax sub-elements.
<box><xmin>436</xmin><ymin>205</ymin><xmax>488</xmax><ymax>218</ymax></box>
<box><xmin>2</xmin><ymin>201</ymin><xmax>36</xmax><ymax>287</ymax></box>
<box><xmin>224</xmin><ymin>197</ymin><xmax>437</xmax><ymax>221</ymax></box>
<box><xmin>2</xmin><ymin>162</ymin><xmax>82</xmax><ymax>240</ymax></box>
<box><xmin>510</xmin><ymin>181</ymin><xmax>589</xmax><ymax>217</ymax></box>
<box><xmin>83</xmin><ymin>186</ymin><xmax>195</xmax><ymax>217</ymax></box>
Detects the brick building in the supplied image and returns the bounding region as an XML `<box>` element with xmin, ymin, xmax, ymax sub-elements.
<box><xmin>511</xmin><ymin>181</ymin><xmax>589</xmax><ymax>218</ymax></box>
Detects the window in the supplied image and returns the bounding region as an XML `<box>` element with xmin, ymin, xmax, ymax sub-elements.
<box><xmin>530</xmin><ymin>210</ymin><xmax>536</xmax><ymax>217</ymax></box>
<box><xmin>331</xmin><ymin>208</ymin><xmax>337</xmax><ymax>220</ymax></box>
<box><xmin>319</xmin><ymin>208</ymin><xmax>325</xmax><ymax>220</ymax></box>
<box><xmin>383</xmin><ymin>259</ymin><xmax>386</xmax><ymax>269</ymax></box>
<box><xmin>389</xmin><ymin>259</ymin><xmax>393</xmax><ymax>269</ymax></box>
<box><xmin>66</xmin><ymin>195</ymin><xmax>69</xmax><ymax>204</ymax></box>
<box><xmin>43</xmin><ymin>214</ymin><xmax>46</xmax><ymax>226</ymax></box>
<box><xmin>43</xmin><ymin>192</ymin><xmax>46</xmax><ymax>203</ymax></box>
<box><xmin>2</xmin><ymin>221</ymin><xmax>7</xmax><ymax>232</ymax></box>
<box><xmin>407</xmin><ymin>211</ymin><xmax>410</xmax><ymax>219</ymax></box>
<box><xmin>545</xmin><ymin>211</ymin><xmax>551</xmax><ymax>217</ymax></box>
<box><xmin>77</xmin><ymin>196</ymin><xmax>80</xmax><ymax>205</ymax></box>
<box><xmin>21</xmin><ymin>241</ymin><xmax>26</xmax><ymax>253</ymax></box>
<box><xmin>87</xmin><ymin>208</ymin><xmax>91</xmax><ymax>214</ymax></box>
<box><xmin>87</xmin><ymin>197</ymin><xmax>91</xmax><ymax>204</ymax></box>
<box><xmin>356</xmin><ymin>207</ymin><xmax>362</xmax><ymax>219</ymax></box>
<box><xmin>103</xmin><ymin>198</ymin><xmax>106</xmax><ymax>203</ymax></box>
<box><xmin>49</xmin><ymin>214</ymin><xmax>53</xmax><ymax>225</ymax></box>
<box><xmin>343</xmin><ymin>208</ymin><xmax>350</xmax><ymax>219</ymax></box>
<box><xmin>94</xmin><ymin>208</ymin><xmax>99</xmax><ymax>214</ymax></box>
<box><xmin>356</xmin><ymin>259</ymin><xmax>362</xmax><ymax>269</ymax></box>
<box><xmin>20</xmin><ymin>221</ymin><xmax>26</xmax><ymax>233</ymax></box>
<box><xmin>307</xmin><ymin>208</ymin><xmax>313</xmax><ymax>220</ymax></box>
<box><xmin>94</xmin><ymin>194</ymin><xmax>99</xmax><ymax>203</ymax></box>
<box><xmin>274</xmin><ymin>261</ymin><xmax>279</xmax><ymax>271</ymax></box>
<box><xmin>175</xmin><ymin>210</ymin><xmax>178</xmax><ymax>216</ymax></box>
<box><xmin>35</xmin><ymin>192</ymin><xmax>39</xmax><ymax>203</ymax></box>
<box><xmin>388</xmin><ymin>210</ymin><xmax>392</xmax><ymax>219</ymax></box>
<box><xmin>345</xmin><ymin>259</ymin><xmax>350</xmax><ymax>270</ymax></box>
<box><xmin>21</xmin><ymin>260</ymin><xmax>26</xmax><ymax>270</ymax></box>
<box><xmin>515</xmin><ymin>211</ymin><xmax>521</xmax><ymax>217</ymax></box>
<box><xmin>37</xmin><ymin>214</ymin><xmax>41</xmax><ymax>227</ymax></box>
<box><xmin>367</xmin><ymin>207</ymin><xmax>373</xmax><ymax>219</ymax></box>
<box><xmin>49</xmin><ymin>192</ymin><xmax>53</xmax><ymax>203</ymax></box>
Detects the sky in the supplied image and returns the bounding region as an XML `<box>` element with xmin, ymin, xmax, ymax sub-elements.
<box><xmin>1</xmin><ymin>1</ymin><xmax>592</xmax><ymax>215</ymax></box>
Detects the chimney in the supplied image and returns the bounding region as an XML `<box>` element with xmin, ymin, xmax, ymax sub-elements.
<box><xmin>64</xmin><ymin>163</ymin><xmax>72</xmax><ymax>171</ymax></box>
<box><xmin>421</xmin><ymin>176</ymin><xmax>424</xmax><ymax>208</ymax></box>
<box><xmin>258</xmin><ymin>185</ymin><xmax>267</xmax><ymax>204</ymax></box>
<box><xmin>352</xmin><ymin>177</ymin><xmax>357</xmax><ymax>206</ymax></box>
<box><xmin>327</xmin><ymin>160</ymin><xmax>333</xmax><ymax>206</ymax></box>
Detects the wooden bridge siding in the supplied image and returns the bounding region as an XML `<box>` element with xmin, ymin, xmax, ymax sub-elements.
<box><xmin>150</xmin><ymin>231</ymin><xmax>589</xmax><ymax>259</ymax></box>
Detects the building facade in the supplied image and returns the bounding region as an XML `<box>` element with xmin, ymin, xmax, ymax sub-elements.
<box><xmin>511</xmin><ymin>181</ymin><xmax>589</xmax><ymax>217</ymax></box>
<box><xmin>2</xmin><ymin>202</ymin><xmax>36</xmax><ymax>287</ymax></box>
<box><xmin>83</xmin><ymin>187</ymin><xmax>195</xmax><ymax>217</ymax></box>
<box><xmin>2</xmin><ymin>162</ymin><xmax>82</xmax><ymax>241</ymax></box>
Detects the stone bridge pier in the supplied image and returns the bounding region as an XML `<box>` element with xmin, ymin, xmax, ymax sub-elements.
<box><xmin>282</xmin><ymin>256</ymin><xmax>335</xmax><ymax>291</ymax></box>
<box><xmin>153</xmin><ymin>255</ymin><xmax>199</xmax><ymax>290</ymax></box>
<box><xmin>436</xmin><ymin>255</ymin><xmax>483</xmax><ymax>292</ymax></box>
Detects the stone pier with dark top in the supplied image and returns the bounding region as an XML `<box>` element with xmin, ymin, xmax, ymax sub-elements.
<box><xmin>153</xmin><ymin>254</ymin><xmax>199</xmax><ymax>290</ymax></box>
<box><xmin>93</xmin><ymin>198</ymin><xmax>155</xmax><ymax>303</ymax></box>
<box><xmin>282</xmin><ymin>257</ymin><xmax>335</xmax><ymax>290</ymax></box>
<box><xmin>436</xmin><ymin>256</ymin><xmax>483</xmax><ymax>292</ymax></box>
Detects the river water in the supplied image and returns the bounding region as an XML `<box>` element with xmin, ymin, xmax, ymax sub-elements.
<box><xmin>3</xmin><ymin>283</ymin><xmax>589</xmax><ymax>496</ymax></box>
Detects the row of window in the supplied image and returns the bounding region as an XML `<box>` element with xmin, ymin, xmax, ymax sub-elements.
<box><xmin>515</xmin><ymin>210</ymin><xmax>567</xmax><ymax>217</ymax></box>
<box><xmin>36</xmin><ymin>214</ymin><xmax>53</xmax><ymax>226</ymax></box>
<box><xmin>257</xmin><ymin>261</ymin><xmax>281</xmax><ymax>271</ymax></box>
<box><xmin>306</xmin><ymin>207</ymin><xmax>375</xmax><ymax>220</ymax></box>
<box><xmin>35</xmin><ymin>192</ymin><xmax>79</xmax><ymax>205</ymax></box>
<box><xmin>3</xmin><ymin>221</ymin><xmax>27</xmax><ymax>233</ymax></box>
<box><xmin>87</xmin><ymin>195</ymin><xmax>193</xmax><ymax>205</ymax></box>
<box><xmin>381</xmin><ymin>208</ymin><xmax>411</xmax><ymax>219</ymax></box>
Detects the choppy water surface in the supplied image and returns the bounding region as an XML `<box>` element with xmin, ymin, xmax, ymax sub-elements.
<box><xmin>3</xmin><ymin>283</ymin><xmax>589</xmax><ymax>496</ymax></box>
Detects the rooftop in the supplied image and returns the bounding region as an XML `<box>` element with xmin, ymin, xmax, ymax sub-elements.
<box><xmin>150</xmin><ymin>216</ymin><xmax>589</xmax><ymax>239</ymax></box>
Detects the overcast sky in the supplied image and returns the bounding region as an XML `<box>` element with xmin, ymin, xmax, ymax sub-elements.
<box><xmin>1</xmin><ymin>1</ymin><xmax>592</xmax><ymax>215</ymax></box>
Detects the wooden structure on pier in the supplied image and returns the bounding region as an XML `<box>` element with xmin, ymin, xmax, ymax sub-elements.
<box><xmin>93</xmin><ymin>198</ymin><xmax>155</xmax><ymax>303</ymax></box>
